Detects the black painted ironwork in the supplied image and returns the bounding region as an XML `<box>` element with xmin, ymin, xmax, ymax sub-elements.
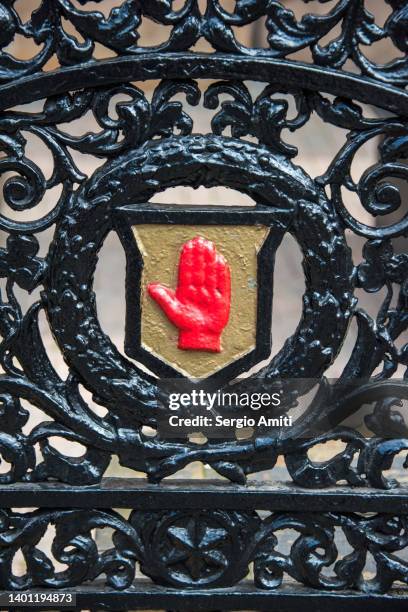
<box><xmin>0</xmin><ymin>0</ymin><xmax>407</xmax><ymax>609</ymax></box>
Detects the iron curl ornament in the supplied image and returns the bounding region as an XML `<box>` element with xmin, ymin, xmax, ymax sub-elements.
<box><xmin>1</xmin><ymin>506</ymin><xmax>408</xmax><ymax>593</ymax></box>
<box><xmin>0</xmin><ymin>0</ymin><xmax>406</xmax><ymax>602</ymax></box>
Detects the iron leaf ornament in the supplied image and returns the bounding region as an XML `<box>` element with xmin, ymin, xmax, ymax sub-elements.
<box><xmin>0</xmin><ymin>0</ymin><xmax>406</xmax><ymax>601</ymax></box>
<box><xmin>0</xmin><ymin>1</ymin><xmax>405</xmax><ymax>494</ymax></box>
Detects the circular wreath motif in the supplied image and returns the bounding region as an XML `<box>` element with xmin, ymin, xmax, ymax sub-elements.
<box><xmin>44</xmin><ymin>134</ymin><xmax>354</xmax><ymax>425</ymax></box>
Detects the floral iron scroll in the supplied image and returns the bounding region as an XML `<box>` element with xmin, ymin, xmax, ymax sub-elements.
<box><xmin>0</xmin><ymin>0</ymin><xmax>406</xmax><ymax>494</ymax></box>
<box><xmin>1</xmin><ymin>507</ymin><xmax>408</xmax><ymax>592</ymax></box>
<box><xmin>0</xmin><ymin>0</ymin><xmax>406</xmax><ymax>86</ymax></box>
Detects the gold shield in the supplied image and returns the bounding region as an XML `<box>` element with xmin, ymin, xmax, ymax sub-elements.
<box><xmin>133</xmin><ymin>224</ymin><xmax>270</xmax><ymax>378</ymax></box>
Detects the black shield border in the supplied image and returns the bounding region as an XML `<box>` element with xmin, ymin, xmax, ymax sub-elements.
<box><xmin>115</xmin><ymin>204</ymin><xmax>289</xmax><ymax>382</ymax></box>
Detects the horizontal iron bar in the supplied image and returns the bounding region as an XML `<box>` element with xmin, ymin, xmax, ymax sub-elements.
<box><xmin>0</xmin><ymin>54</ymin><xmax>407</xmax><ymax>115</ymax></box>
<box><xmin>2</xmin><ymin>478</ymin><xmax>408</xmax><ymax>512</ymax></box>
<box><xmin>6</xmin><ymin>581</ymin><xmax>408</xmax><ymax>611</ymax></box>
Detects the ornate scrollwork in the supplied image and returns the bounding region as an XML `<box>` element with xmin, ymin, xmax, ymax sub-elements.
<box><xmin>0</xmin><ymin>80</ymin><xmax>200</xmax><ymax>233</ymax></box>
<box><xmin>1</xmin><ymin>507</ymin><xmax>408</xmax><ymax>594</ymax></box>
<box><xmin>0</xmin><ymin>0</ymin><xmax>405</xmax><ymax>495</ymax></box>
<box><xmin>0</xmin><ymin>508</ymin><xmax>141</xmax><ymax>590</ymax></box>
<box><xmin>0</xmin><ymin>0</ymin><xmax>201</xmax><ymax>82</ymax></box>
<box><xmin>253</xmin><ymin>511</ymin><xmax>408</xmax><ymax>593</ymax></box>
<box><xmin>203</xmin><ymin>81</ymin><xmax>311</xmax><ymax>157</ymax></box>
<box><xmin>0</xmin><ymin>76</ymin><xmax>405</xmax><ymax>487</ymax></box>
<box><xmin>213</xmin><ymin>0</ymin><xmax>408</xmax><ymax>86</ymax></box>
<box><xmin>0</xmin><ymin>1</ymin><xmax>406</xmax><ymax>602</ymax></box>
<box><xmin>1</xmin><ymin>1</ymin><xmax>406</xmax><ymax>86</ymax></box>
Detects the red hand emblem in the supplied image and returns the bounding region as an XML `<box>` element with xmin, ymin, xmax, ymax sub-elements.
<box><xmin>148</xmin><ymin>236</ymin><xmax>231</xmax><ymax>352</ymax></box>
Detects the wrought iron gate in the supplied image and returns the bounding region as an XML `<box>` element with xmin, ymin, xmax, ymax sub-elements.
<box><xmin>0</xmin><ymin>0</ymin><xmax>407</xmax><ymax>609</ymax></box>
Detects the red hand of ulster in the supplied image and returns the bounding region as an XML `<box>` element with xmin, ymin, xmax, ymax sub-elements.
<box><xmin>148</xmin><ymin>236</ymin><xmax>231</xmax><ymax>352</ymax></box>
